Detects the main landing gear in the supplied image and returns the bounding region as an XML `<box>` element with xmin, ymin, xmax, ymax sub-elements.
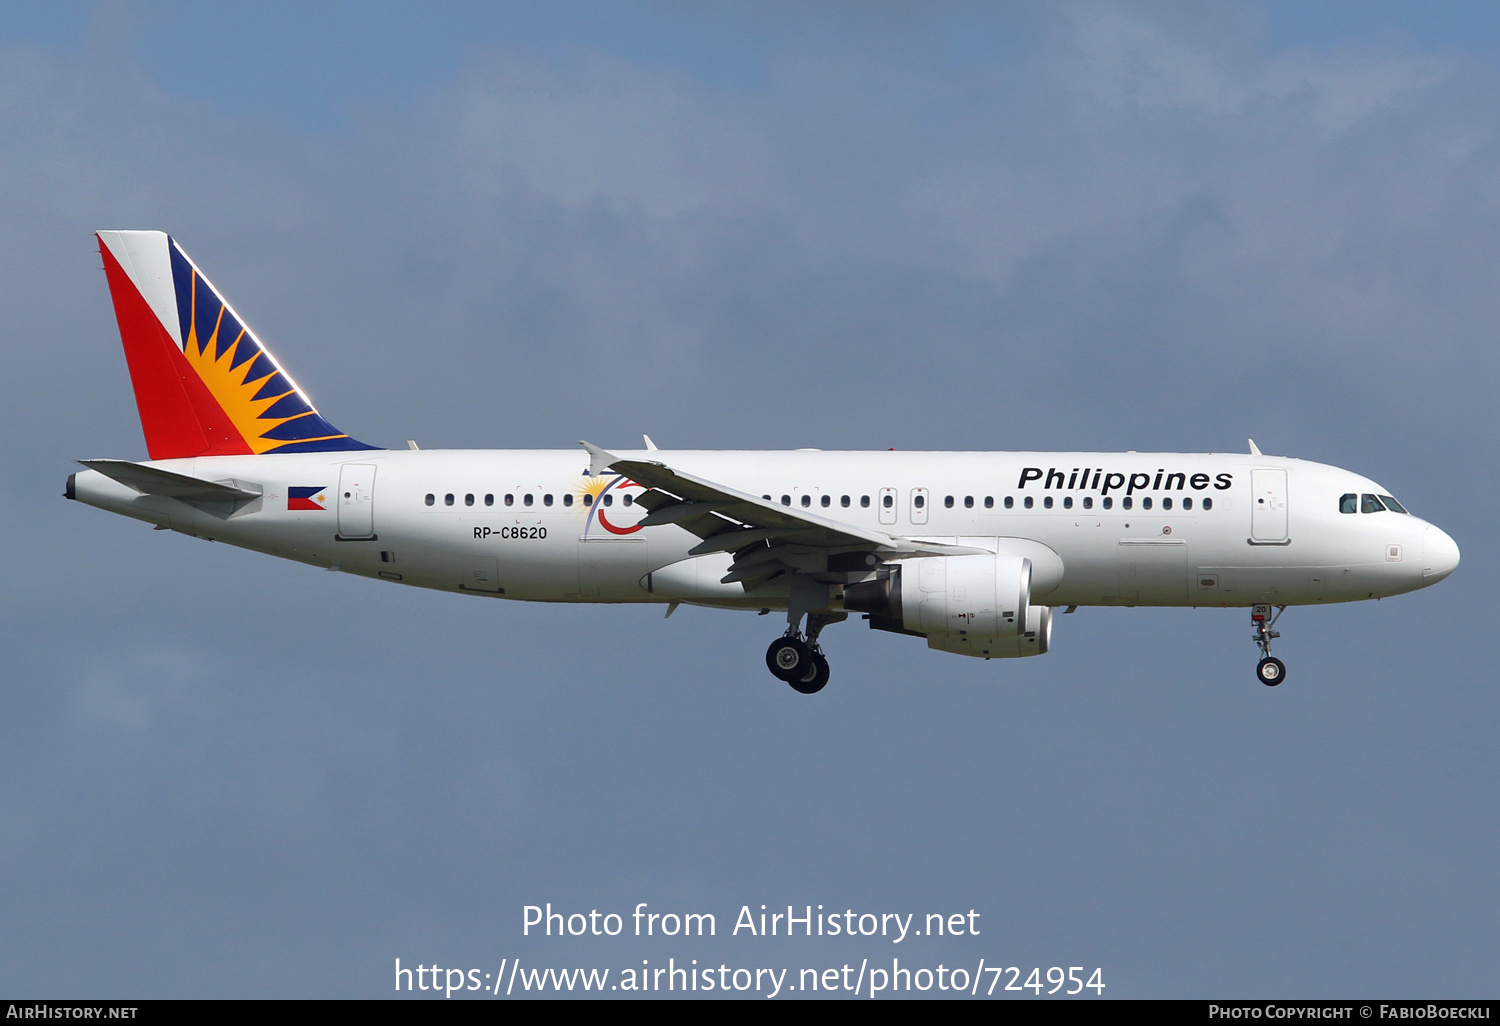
<box><xmin>766</xmin><ymin>633</ymin><xmax>830</xmax><ymax>694</ymax></box>
<box><xmin>766</xmin><ymin>608</ymin><xmax>843</xmax><ymax>695</ymax></box>
<box><xmin>1252</xmin><ymin>604</ymin><xmax>1287</xmax><ymax>686</ymax></box>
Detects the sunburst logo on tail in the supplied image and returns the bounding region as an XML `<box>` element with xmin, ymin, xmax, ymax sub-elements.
<box><xmin>168</xmin><ymin>240</ymin><xmax>377</xmax><ymax>455</ymax></box>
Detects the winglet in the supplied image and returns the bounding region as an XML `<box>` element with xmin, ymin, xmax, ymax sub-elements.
<box><xmin>1248</xmin><ymin>438</ymin><xmax>1262</xmax><ymax>456</ymax></box>
<box><xmin>579</xmin><ymin>440</ymin><xmax>620</xmax><ymax>476</ymax></box>
<box><xmin>643</xmin><ymin>434</ymin><xmax>659</xmax><ymax>451</ymax></box>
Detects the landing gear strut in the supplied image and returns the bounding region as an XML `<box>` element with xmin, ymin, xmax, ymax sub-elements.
<box><xmin>1252</xmin><ymin>604</ymin><xmax>1287</xmax><ymax>686</ymax></box>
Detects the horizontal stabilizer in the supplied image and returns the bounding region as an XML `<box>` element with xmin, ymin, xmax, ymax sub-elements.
<box><xmin>79</xmin><ymin>459</ymin><xmax>261</xmax><ymax>503</ymax></box>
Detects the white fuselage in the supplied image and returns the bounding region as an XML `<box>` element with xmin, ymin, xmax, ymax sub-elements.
<box><xmin>70</xmin><ymin>448</ymin><xmax>1458</xmax><ymax>611</ymax></box>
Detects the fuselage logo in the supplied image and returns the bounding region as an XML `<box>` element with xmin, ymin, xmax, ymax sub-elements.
<box><xmin>1018</xmin><ymin>467</ymin><xmax>1233</xmax><ymax>495</ymax></box>
<box><xmin>577</xmin><ymin>474</ymin><xmax>645</xmax><ymax>536</ymax></box>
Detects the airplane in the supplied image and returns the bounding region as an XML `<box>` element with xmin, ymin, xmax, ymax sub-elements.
<box><xmin>66</xmin><ymin>230</ymin><xmax>1461</xmax><ymax>694</ymax></box>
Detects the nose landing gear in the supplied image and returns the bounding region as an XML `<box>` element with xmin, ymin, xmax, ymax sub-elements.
<box><xmin>1252</xmin><ymin>604</ymin><xmax>1287</xmax><ymax>686</ymax></box>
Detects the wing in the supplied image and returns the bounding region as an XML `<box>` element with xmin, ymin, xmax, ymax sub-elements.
<box><xmin>580</xmin><ymin>441</ymin><xmax>984</xmax><ymax>589</ymax></box>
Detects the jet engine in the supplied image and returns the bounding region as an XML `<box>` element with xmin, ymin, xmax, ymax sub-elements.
<box><xmin>843</xmin><ymin>554</ymin><xmax>1053</xmax><ymax>659</ymax></box>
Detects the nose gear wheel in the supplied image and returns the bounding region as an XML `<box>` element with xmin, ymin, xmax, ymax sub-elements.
<box><xmin>1257</xmin><ymin>656</ymin><xmax>1286</xmax><ymax>686</ymax></box>
<box><xmin>1251</xmin><ymin>605</ymin><xmax>1288</xmax><ymax>686</ymax></box>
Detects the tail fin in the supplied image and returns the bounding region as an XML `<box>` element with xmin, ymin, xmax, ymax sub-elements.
<box><xmin>96</xmin><ymin>230</ymin><xmax>378</xmax><ymax>459</ymax></box>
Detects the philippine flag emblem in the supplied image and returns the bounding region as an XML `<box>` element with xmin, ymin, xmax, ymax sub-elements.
<box><xmin>288</xmin><ymin>486</ymin><xmax>328</xmax><ymax>511</ymax></box>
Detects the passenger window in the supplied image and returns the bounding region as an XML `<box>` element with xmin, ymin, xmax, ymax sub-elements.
<box><xmin>1202</xmin><ymin>497</ymin><xmax>1213</xmax><ymax>511</ymax></box>
<box><xmin>1043</xmin><ymin>496</ymin><xmax>1053</xmax><ymax>509</ymax></box>
<box><xmin>582</xmin><ymin>494</ymin><xmax>592</xmax><ymax>507</ymax></box>
<box><xmin>1142</xmin><ymin>497</ymin><xmax>1152</xmax><ymax>510</ymax></box>
<box><xmin>914</xmin><ymin>494</ymin><xmax>925</xmax><ymax>509</ymax></box>
<box><xmin>563</xmin><ymin>494</ymin><xmax>573</xmax><ymax>507</ymax></box>
<box><xmin>622</xmin><ymin>494</ymin><xmax>631</xmax><ymax>506</ymax></box>
<box><xmin>984</xmin><ymin>496</ymin><xmax>993</xmax><ymax>509</ymax></box>
<box><xmin>861</xmin><ymin>496</ymin><xmax>870</xmax><ymax>508</ymax></box>
<box><xmin>603</xmin><ymin>494</ymin><xmax>613</xmax><ymax>507</ymax></box>
<box><xmin>1162</xmin><ymin>497</ymin><xmax>1172</xmax><ymax>510</ymax></box>
<box><xmin>465</xmin><ymin>493</ymin><xmax>474</xmax><ymax>506</ymax></box>
<box><xmin>444</xmin><ymin>493</ymin><xmax>455</xmax><ymax>506</ymax></box>
<box><xmin>425</xmin><ymin>493</ymin><xmax>434</xmax><ymax>506</ymax></box>
<box><xmin>1122</xmin><ymin>497</ymin><xmax>1133</xmax><ymax>510</ymax></box>
<box><xmin>1379</xmin><ymin>495</ymin><xmax>1407</xmax><ymax>514</ymax></box>
<box><xmin>1102</xmin><ymin>497</ymin><xmax>1113</xmax><ymax>510</ymax></box>
<box><xmin>841</xmin><ymin>495</ymin><xmax>851</xmax><ymax>507</ymax></box>
<box><xmin>505</xmin><ymin>494</ymin><xmax>514</xmax><ymax>507</ymax></box>
<box><xmin>801</xmin><ymin>495</ymin><xmax>811</xmax><ymax>507</ymax></box>
<box><xmin>1083</xmin><ymin>496</ymin><xmax>1093</xmax><ymax>510</ymax></box>
<box><xmin>944</xmin><ymin>495</ymin><xmax>954</xmax><ymax>508</ymax></box>
<box><xmin>1361</xmin><ymin>493</ymin><xmax>1385</xmax><ymax>513</ymax></box>
<box><xmin>485</xmin><ymin>494</ymin><xmax>494</xmax><ymax>506</ymax></box>
<box><xmin>1024</xmin><ymin>496</ymin><xmax>1034</xmax><ymax>509</ymax></box>
<box><xmin>1004</xmin><ymin>496</ymin><xmax>1014</xmax><ymax>509</ymax></box>
<box><xmin>964</xmin><ymin>496</ymin><xmax>974</xmax><ymax>508</ymax></box>
<box><xmin>882</xmin><ymin>494</ymin><xmax>893</xmax><ymax>509</ymax></box>
<box><xmin>1063</xmin><ymin>496</ymin><xmax>1073</xmax><ymax>510</ymax></box>
<box><xmin>821</xmin><ymin>495</ymin><xmax>831</xmax><ymax>507</ymax></box>
<box><xmin>1339</xmin><ymin>493</ymin><xmax>1357</xmax><ymax>514</ymax></box>
<box><xmin>1182</xmin><ymin>497</ymin><xmax>1192</xmax><ymax>510</ymax></box>
<box><xmin>782</xmin><ymin>494</ymin><xmax>791</xmax><ymax>506</ymax></box>
<box><xmin>524</xmin><ymin>494</ymin><xmax>533</xmax><ymax>507</ymax></box>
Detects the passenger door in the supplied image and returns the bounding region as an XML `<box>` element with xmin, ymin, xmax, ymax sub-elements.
<box><xmin>1250</xmin><ymin>469</ymin><xmax>1288</xmax><ymax>543</ymax></box>
<box><xmin>337</xmin><ymin>464</ymin><xmax>377</xmax><ymax>539</ymax></box>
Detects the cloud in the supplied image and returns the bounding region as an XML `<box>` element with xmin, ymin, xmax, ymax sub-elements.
<box><xmin>6</xmin><ymin>2</ymin><xmax>1497</xmax><ymax>462</ymax></box>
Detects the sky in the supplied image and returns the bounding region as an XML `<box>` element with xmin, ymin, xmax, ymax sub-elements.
<box><xmin>0</xmin><ymin>0</ymin><xmax>1495</xmax><ymax>999</ymax></box>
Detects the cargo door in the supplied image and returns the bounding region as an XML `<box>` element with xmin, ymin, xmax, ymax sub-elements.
<box><xmin>1117</xmin><ymin>540</ymin><xmax>1188</xmax><ymax>605</ymax></box>
<box><xmin>461</xmin><ymin>555</ymin><xmax>502</xmax><ymax>593</ymax></box>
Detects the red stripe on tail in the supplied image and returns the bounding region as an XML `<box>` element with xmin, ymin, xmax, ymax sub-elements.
<box><xmin>99</xmin><ymin>239</ymin><xmax>252</xmax><ymax>460</ymax></box>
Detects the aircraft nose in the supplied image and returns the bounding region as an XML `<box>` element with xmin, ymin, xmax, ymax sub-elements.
<box><xmin>1422</xmin><ymin>525</ymin><xmax>1460</xmax><ymax>583</ymax></box>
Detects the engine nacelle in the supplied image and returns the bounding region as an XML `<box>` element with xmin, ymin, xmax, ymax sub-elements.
<box><xmin>905</xmin><ymin>553</ymin><xmax>1032</xmax><ymax>636</ymax></box>
<box><xmin>844</xmin><ymin>554</ymin><xmax>1052</xmax><ymax>658</ymax></box>
<box><xmin>926</xmin><ymin>604</ymin><xmax>1052</xmax><ymax>659</ymax></box>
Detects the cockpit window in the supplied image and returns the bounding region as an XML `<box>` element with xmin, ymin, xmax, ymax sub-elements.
<box><xmin>1339</xmin><ymin>493</ymin><xmax>1357</xmax><ymax>514</ymax></box>
<box><xmin>1361</xmin><ymin>493</ymin><xmax>1386</xmax><ymax>513</ymax></box>
<box><xmin>1379</xmin><ymin>495</ymin><xmax>1408</xmax><ymax>514</ymax></box>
